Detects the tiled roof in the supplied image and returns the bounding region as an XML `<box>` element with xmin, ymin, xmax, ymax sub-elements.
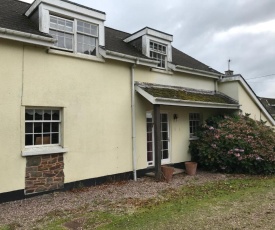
<box><xmin>136</xmin><ymin>82</ymin><xmax>238</xmax><ymax>105</ymax></box>
<box><xmin>172</xmin><ymin>47</ymin><xmax>220</xmax><ymax>74</ymax></box>
<box><xmin>259</xmin><ymin>97</ymin><xmax>275</xmax><ymax>118</ymax></box>
<box><xmin>1</xmin><ymin>0</ymin><xmax>220</xmax><ymax>74</ymax></box>
<box><xmin>104</xmin><ymin>27</ymin><xmax>150</xmax><ymax>59</ymax></box>
<box><xmin>0</xmin><ymin>0</ymin><xmax>51</xmax><ymax>37</ymax></box>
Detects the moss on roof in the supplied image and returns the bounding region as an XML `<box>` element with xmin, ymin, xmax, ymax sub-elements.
<box><xmin>144</xmin><ymin>87</ymin><xmax>235</xmax><ymax>104</ymax></box>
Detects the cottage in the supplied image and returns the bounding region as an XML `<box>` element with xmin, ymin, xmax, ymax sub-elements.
<box><xmin>0</xmin><ymin>0</ymin><xmax>274</xmax><ymax>202</ymax></box>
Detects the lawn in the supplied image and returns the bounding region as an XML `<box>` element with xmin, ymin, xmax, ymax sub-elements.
<box><xmin>1</xmin><ymin>176</ymin><xmax>275</xmax><ymax>229</ymax></box>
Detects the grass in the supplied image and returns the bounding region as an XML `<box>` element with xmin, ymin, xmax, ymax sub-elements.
<box><xmin>1</xmin><ymin>176</ymin><xmax>275</xmax><ymax>229</ymax></box>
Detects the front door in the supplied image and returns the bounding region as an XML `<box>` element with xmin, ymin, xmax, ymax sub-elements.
<box><xmin>146</xmin><ymin>112</ymin><xmax>170</xmax><ymax>167</ymax></box>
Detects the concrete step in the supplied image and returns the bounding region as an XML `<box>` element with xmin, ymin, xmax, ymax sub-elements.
<box><xmin>145</xmin><ymin>168</ymin><xmax>184</xmax><ymax>177</ymax></box>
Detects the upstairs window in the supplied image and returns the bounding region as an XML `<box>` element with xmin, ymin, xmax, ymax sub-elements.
<box><xmin>150</xmin><ymin>41</ymin><xmax>167</xmax><ymax>68</ymax></box>
<box><xmin>49</xmin><ymin>15</ymin><xmax>98</xmax><ymax>56</ymax></box>
<box><xmin>49</xmin><ymin>16</ymin><xmax>73</xmax><ymax>50</ymax></box>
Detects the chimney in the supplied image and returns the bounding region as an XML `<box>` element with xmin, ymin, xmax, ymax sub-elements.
<box><xmin>225</xmin><ymin>70</ymin><xmax>234</xmax><ymax>76</ymax></box>
<box><xmin>225</xmin><ymin>59</ymin><xmax>234</xmax><ymax>76</ymax></box>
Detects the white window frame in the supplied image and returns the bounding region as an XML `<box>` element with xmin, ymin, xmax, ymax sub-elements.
<box><xmin>189</xmin><ymin>113</ymin><xmax>201</xmax><ymax>139</ymax></box>
<box><xmin>49</xmin><ymin>15</ymin><xmax>99</xmax><ymax>56</ymax></box>
<box><xmin>149</xmin><ymin>40</ymin><xmax>167</xmax><ymax>69</ymax></box>
<box><xmin>25</xmin><ymin>108</ymin><xmax>62</xmax><ymax>148</ymax></box>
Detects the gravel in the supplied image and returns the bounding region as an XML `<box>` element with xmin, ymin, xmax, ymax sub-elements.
<box><xmin>0</xmin><ymin>171</ymin><xmax>229</xmax><ymax>229</ymax></box>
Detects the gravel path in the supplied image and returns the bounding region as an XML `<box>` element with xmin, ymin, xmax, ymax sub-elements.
<box><xmin>0</xmin><ymin>171</ymin><xmax>230</xmax><ymax>229</ymax></box>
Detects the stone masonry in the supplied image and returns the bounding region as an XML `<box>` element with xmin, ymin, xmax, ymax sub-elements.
<box><xmin>25</xmin><ymin>153</ymin><xmax>64</xmax><ymax>195</ymax></box>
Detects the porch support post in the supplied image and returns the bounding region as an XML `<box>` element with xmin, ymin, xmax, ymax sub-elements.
<box><xmin>154</xmin><ymin>104</ymin><xmax>162</xmax><ymax>181</ymax></box>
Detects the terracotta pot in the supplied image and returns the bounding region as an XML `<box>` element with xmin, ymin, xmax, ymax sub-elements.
<box><xmin>161</xmin><ymin>166</ymin><xmax>174</xmax><ymax>182</ymax></box>
<box><xmin>185</xmin><ymin>162</ymin><xmax>197</xmax><ymax>176</ymax></box>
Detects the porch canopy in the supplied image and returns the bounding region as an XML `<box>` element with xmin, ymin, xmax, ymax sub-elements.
<box><xmin>135</xmin><ymin>82</ymin><xmax>240</xmax><ymax>180</ymax></box>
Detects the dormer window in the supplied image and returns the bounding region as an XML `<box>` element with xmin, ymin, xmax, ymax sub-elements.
<box><xmin>49</xmin><ymin>15</ymin><xmax>98</xmax><ymax>56</ymax></box>
<box><xmin>49</xmin><ymin>16</ymin><xmax>73</xmax><ymax>50</ymax></box>
<box><xmin>150</xmin><ymin>41</ymin><xmax>167</xmax><ymax>68</ymax></box>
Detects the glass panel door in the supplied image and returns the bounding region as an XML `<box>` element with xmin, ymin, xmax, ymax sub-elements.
<box><xmin>146</xmin><ymin>112</ymin><xmax>170</xmax><ymax>166</ymax></box>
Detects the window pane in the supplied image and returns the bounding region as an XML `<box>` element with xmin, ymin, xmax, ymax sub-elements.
<box><xmin>44</xmin><ymin>123</ymin><xmax>51</xmax><ymax>133</ymax></box>
<box><xmin>35</xmin><ymin>110</ymin><xmax>43</xmax><ymax>120</ymax></box>
<box><xmin>147</xmin><ymin>151</ymin><xmax>153</xmax><ymax>162</ymax></box>
<box><xmin>147</xmin><ymin>142</ymin><xmax>152</xmax><ymax>151</ymax></box>
<box><xmin>163</xmin><ymin>150</ymin><xmax>169</xmax><ymax>159</ymax></box>
<box><xmin>34</xmin><ymin>123</ymin><xmax>42</xmax><ymax>133</ymax></box>
<box><xmin>44</xmin><ymin>110</ymin><xmax>51</xmax><ymax>120</ymax></box>
<box><xmin>25</xmin><ymin>123</ymin><xmax>33</xmax><ymax>133</ymax></box>
<box><xmin>162</xmin><ymin>132</ymin><xmax>168</xmax><ymax>141</ymax></box>
<box><xmin>161</xmin><ymin>114</ymin><xmax>167</xmax><ymax>122</ymax></box>
<box><xmin>147</xmin><ymin>133</ymin><xmax>152</xmax><ymax>142</ymax></box>
<box><xmin>25</xmin><ymin>109</ymin><xmax>34</xmax><ymax>120</ymax></box>
<box><xmin>52</xmin><ymin>133</ymin><xmax>59</xmax><ymax>144</ymax></box>
<box><xmin>52</xmin><ymin>122</ymin><xmax>59</xmax><ymax>132</ymax></box>
<box><xmin>52</xmin><ymin>110</ymin><xmax>60</xmax><ymax>120</ymax></box>
<box><xmin>34</xmin><ymin>134</ymin><xmax>42</xmax><ymax>145</ymax></box>
<box><xmin>163</xmin><ymin>141</ymin><xmax>168</xmax><ymax>150</ymax></box>
<box><xmin>162</xmin><ymin>123</ymin><xmax>168</xmax><ymax>132</ymax></box>
<box><xmin>42</xmin><ymin>135</ymin><xmax>51</xmax><ymax>145</ymax></box>
<box><xmin>25</xmin><ymin>134</ymin><xmax>33</xmax><ymax>146</ymax></box>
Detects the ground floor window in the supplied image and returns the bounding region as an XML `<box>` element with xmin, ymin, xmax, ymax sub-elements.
<box><xmin>25</xmin><ymin>108</ymin><xmax>61</xmax><ymax>146</ymax></box>
<box><xmin>189</xmin><ymin>113</ymin><xmax>200</xmax><ymax>138</ymax></box>
<box><xmin>146</xmin><ymin>112</ymin><xmax>170</xmax><ymax>166</ymax></box>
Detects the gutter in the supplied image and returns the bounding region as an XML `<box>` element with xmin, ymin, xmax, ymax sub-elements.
<box><xmin>104</xmin><ymin>50</ymin><xmax>159</xmax><ymax>67</ymax></box>
<box><xmin>0</xmin><ymin>27</ymin><xmax>55</xmax><ymax>47</ymax></box>
<box><xmin>131</xmin><ymin>64</ymin><xmax>137</xmax><ymax>181</ymax></box>
<box><xmin>168</xmin><ymin>63</ymin><xmax>221</xmax><ymax>79</ymax></box>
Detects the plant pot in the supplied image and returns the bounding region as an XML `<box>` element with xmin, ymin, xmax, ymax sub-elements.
<box><xmin>161</xmin><ymin>166</ymin><xmax>174</xmax><ymax>182</ymax></box>
<box><xmin>185</xmin><ymin>162</ymin><xmax>197</xmax><ymax>176</ymax></box>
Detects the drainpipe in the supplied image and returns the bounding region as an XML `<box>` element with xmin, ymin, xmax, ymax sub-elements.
<box><xmin>131</xmin><ymin>63</ymin><xmax>137</xmax><ymax>181</ymax></box>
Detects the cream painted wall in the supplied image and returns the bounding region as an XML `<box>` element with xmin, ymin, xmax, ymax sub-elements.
<box><xmin>218</xmin><ymin>81</ymin><xmax>239</xmax><ymax>101</ymax></box>
<box><xmin>219</xmin><ymin>80</ymin><xmax>272</xmax><ymax>126</ymax></box>
<box><xmin>0</xmin><ymin>39</ymin><xmax>26</xmax><ymax>193</ymax></box>
<box><xmin>135</xmin><ymin>67</ymin><xmax>216</xmax><ymax>91</ymax></box>
<box><xmin>238</xmin><ymin>84</ymin><xmax>272</xmax><ymax>126</ymax></box>
<box><xmin>22</xmin><ymin>47</ymin><xmax>134</xmax><ymax>183</ymax></box>
<box><xmin>0</xmin><ymin>39</ymin><xmax>136</xmax><ymax>194</ymax></box>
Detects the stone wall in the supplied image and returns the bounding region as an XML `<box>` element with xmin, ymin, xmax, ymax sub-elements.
<box><xmin>25</xmin><ymin>153</ymin><xmax>64</xmax><ymax>195</ymax></box>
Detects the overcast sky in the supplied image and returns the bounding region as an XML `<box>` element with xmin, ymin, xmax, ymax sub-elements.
<box><xmin>22</xmin><ymin>0</ymin><xmax>275</xmax><ymax>98</ymax></box>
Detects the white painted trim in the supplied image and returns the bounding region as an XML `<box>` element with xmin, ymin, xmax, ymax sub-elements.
<box><xmin>102</xmin><ymin>49</ymin><xmax>159</xmax><ymax>68</ymax></box>
<box><xmin>135</xmin><ymin>85</ymin><xmax>240</xmax><ymax>109</ymax></box>
<box><xmin>0</xmin><ymin>27</ymin><xmax>55</xmax><ymax>47</ymax></box>
<box><xmin>168</xmin><ymin>63</ymin><xmax>220</xmax><ymax>79</ymax></box>
<box><xmin>155</xmin><ymin>97</ymin><xmax>240</xmax><ymax>109</ymax></box>
<box><xmin>124</xmin><ymin>27</ymin><xmax>173</xmax><ymax>43</ymax></box>
<box><xmin>48</xmin><ymin>49</ymin><xmax>105</xmax><ymax>62</ymax></box>
<box><xmin>22</xmin><ymin>146</ymin><xmax>68</xmax><ymax>156</ymax></box>
<box><xmin>25</xmin><ymin>0</ymin><xmax>106</xmax><ymax>21</ymax></box>
<box><xmin>219</xmin><ymin>75</ymin><xmax>275</xmax><ymax>126</ymax></box>
<box><xmin>150</xmin><ymin>68</ymin><xmax>173</xmax><ymax>75</ymax></box>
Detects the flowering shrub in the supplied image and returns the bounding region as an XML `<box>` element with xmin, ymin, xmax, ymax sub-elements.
<box><xmin>189</xmin><ymin>114</ymin><xmax>275</xmax><ymax>174</ymax></box>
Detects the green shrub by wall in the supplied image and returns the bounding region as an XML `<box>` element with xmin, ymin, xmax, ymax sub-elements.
<box><xmin>189</xmin><ymin>114</ymin><xmax>275</xmax><ymax>174</ymax></box>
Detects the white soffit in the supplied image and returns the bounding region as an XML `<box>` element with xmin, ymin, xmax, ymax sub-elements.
<box><xmin>25</xmin><ymin>0</ymin><xmax>106</xmax><ymax>21</ymax></box>
<box><xmin>124</xmin><ymin>27</ymin><xmax>173</xmax><ymax>43</ymax></box>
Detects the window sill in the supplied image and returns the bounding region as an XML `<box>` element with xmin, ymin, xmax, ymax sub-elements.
<box><xmin>48</xmin><ymin>49</ymin><xmax>105</xmax><ymax>63</ymax></box>
<box><xmin>150</xmin><ymin>68</ymin><xmax>173</xmax><ymax>75</ymax></box>
<box><xmin>189</xmin><ymin>137</ymin><xmax>199</xmax><ymax>141</ymax></box>
<box><xmin>22</xmin><ymin>146</ymin><xmax>68</xmax><ymax>157</ymax></box>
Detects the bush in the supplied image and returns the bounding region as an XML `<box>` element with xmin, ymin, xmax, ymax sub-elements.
<box><xmin>189</xmin><ymin>114</ymin><xmax>275</xmax><ymax>174</ymax></box>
